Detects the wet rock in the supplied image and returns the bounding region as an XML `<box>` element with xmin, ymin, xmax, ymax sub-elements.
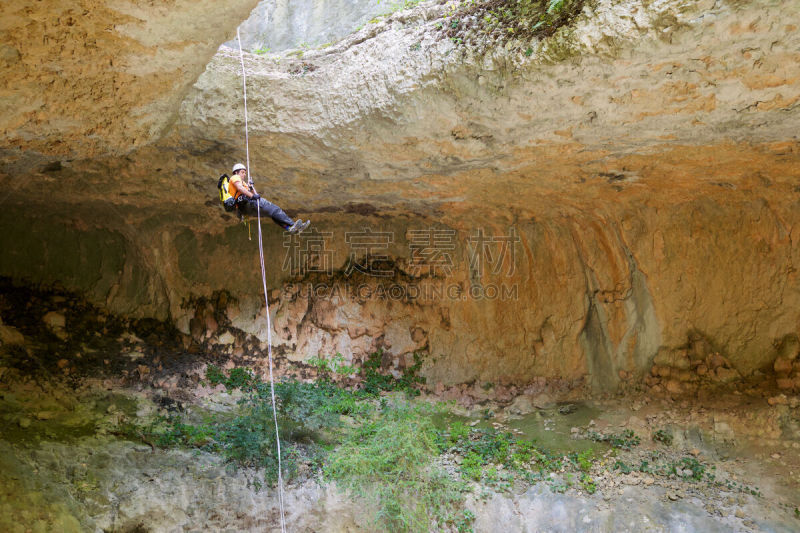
<box><xmin>558</xmin><ymin>404</ymin><xmax>578</xmax><ymax>415</ymax></box>
<box><xmin>532</xmin><ymin>393</ymin><xmax>554</xmax><ymax>409</ymax></box>
<box><xmin>507</xmin><ymin>395</ymin><xmax>534</xmax><ymax>416</ymax></box>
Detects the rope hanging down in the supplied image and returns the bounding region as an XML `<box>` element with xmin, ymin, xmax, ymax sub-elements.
<box><xmin>237</xmin><ymin>28</ymin><xmax>288</xmax><ymax>533</ymax></box>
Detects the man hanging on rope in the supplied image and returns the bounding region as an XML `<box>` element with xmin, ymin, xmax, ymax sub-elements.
<box><xmin>228</xmin><ymin>163</ymin><xmax>310</xmax><ymax>233</ymax></box>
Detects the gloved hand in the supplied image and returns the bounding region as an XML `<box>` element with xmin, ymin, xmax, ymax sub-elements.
<box><xmin>251</xmin><ymin>193</ymin><xmax>261</xmax><ymax>200</ymax></box>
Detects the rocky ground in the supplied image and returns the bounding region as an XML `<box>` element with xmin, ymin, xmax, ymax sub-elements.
<box><xmin>1</xmin><ymin>282</ymin><xmax>799</xmax><ymax>532</ymax></box>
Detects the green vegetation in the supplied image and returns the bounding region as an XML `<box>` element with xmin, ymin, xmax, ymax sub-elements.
<box><xmin>143</xmin><ymin>366</ymin><xmax>375</xmax><ymax>484</ymax></box>
<box><xmin>610</xmin><ymin>451</ymin><xmax>761</xmax><ymax>495</ymax></box>
<box><xmin>361</xmin><ymin>349</ymin><xmax>425</xmax><ymax>396</ymax></box>
<box><xmin>128</xmin><ymin>360</ymin><xmax>767</xmax><ymax>530</ymax></box>
<box><xmin>141</xmin><ymin>353</ymin><xmax>426</xmax><ymax>486</ymax></box>
<box><xmin>436</xmin><ymin>0</ymin><xmax>586</xmax><ymax>53</ymax></box>
<box><xmin>613</xmin><ymin>459</ymin><xmax>633</xmax><ymax>474</ymax></box>
<box><xmin>588</xmin><ymin>429</ymin><xmax>641</xmax><ymax>450</ymax></box>
<box><xmin>454</xmin><ymin>509</ymin><xmax>476</xmax><ymax>533</ymax></box>
<box><xmin>309</xmin><ymin>349</ymin><xmax>425</xmax><ymax>397</ymax></box>
<box><xmin>580</xmin><ymin>472</ymin><xmax>597</xmax><ymax>494</ymax></box>
<box><xmin>365</xmin><ymin>0</ymin><xmax>425</xmax><ymax>27</ymax></box>
<box><xmin>205</xmin><ymin>364</ymin><xmax>258</xmax><ymax>391</ymax></box>
<box><xmin>438</xmin><ymin>423</ymin><xmax>599</xmax><ymax>493</ymax></box>
<box><xmin>652</xmin><ymin>428</ymin><xmax>674</xmax><ymax>446</ymax></box>
<box><xmin>325</xmin><ymin>403</ymin><xmax>466</xmax><ymax>532</ymax></box>
<box><xmin>308</xmin><ymin>352</ymin><xmax>357</xmax><ymax>378</ymax></box>
<box><xmin>380</xmin><ymin>0</ymin><xmax>424</xmax><ymax>15</ymax></box>
<box><xmin>570</xmin><ymin>449</ymin><xmax>594</xmax><ymax>472</ymax></box>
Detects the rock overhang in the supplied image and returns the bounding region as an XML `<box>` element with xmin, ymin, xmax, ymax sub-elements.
<box><xmin>2</xmin><ymin>0</ymin><xmax>799</xmax><ymax>214</ymax></box>
<box><xmin>2</xmin><ymin>0</ymin><xmax>800</xmax><ymax>390</ymax></box>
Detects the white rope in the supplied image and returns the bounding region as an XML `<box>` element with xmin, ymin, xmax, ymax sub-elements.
<box><xmin>237</xmin><ymin>28</ymin><xmax>288</xmax><ymax>533</ymax></box>
<box><xmin>237</xmin><ymin>28</ymin><xmax>252</xmax><ymax>183</ymax></box>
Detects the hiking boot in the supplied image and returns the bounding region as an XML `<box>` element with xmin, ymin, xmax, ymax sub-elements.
<box><xmin>287</xmin><ymin>220</ymin><xmax>303</xmax><ymax>233</ymax></box>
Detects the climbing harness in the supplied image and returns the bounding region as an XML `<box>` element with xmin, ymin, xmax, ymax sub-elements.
<box><xmin>217</xmin><ymin>173</ymin><xmax>253</xmax><ymax>240</ymax></box>
<box><xmin>237</xmin><ymin>28</ymin><xmax>287</xmax><ymax>532</ymax></box>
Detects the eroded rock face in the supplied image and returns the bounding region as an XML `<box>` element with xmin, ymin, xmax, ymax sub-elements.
<box><xmin>0</xmin><ymin>438</ymin><xmax>364</xmax><ymax>532</ymax></box>
<box><xmin>0</xmin><ymin>0</ymin><xmax>260</xmax><ymax>158</ymax></box>
<box><xmin>2</xmin><ymin>0</ymin><xmax>800</xmax><ymax>392</ymax></box>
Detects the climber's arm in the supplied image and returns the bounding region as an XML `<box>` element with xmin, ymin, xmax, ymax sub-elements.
<box><xmin>231</xmin><ymin>177</ymin><xmax>255</xmax><ymax>198</ymax></box>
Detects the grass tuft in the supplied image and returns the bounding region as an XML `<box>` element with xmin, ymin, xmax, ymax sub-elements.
<box><xmin>325</xmin><ymin>403</ymin><xmax>464</xmax><ymax>532</ymax></box>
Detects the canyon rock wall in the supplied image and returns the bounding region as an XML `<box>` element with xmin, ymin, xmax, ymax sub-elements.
<box><xmin>0</xmin><ymin>0</ymin><xmax>260</xmax><ymax>158</ymax></box>
<box><xmin>2</xmin><ymin>0</ymin><xmax>800</xmax><ymax>392</ymax></box>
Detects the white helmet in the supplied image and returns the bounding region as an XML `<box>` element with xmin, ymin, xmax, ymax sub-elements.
<box><xmin>232</xmin><ymin>163</ymin><xmax>246</xmax><ymax>173</ymax></box>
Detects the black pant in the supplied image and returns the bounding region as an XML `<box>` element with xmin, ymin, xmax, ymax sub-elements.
<box><xmin>238</xmin><ymin>198</ymin><xmax>294</xmax><ymax>228</ymax></box>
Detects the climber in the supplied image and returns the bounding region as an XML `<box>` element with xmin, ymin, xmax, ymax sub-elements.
<box><xmin>227</xmin><ymin>163</ymin><xmax>310</xmax><ymax>233</ymax></box>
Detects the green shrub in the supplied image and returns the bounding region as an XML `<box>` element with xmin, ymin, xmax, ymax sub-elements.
<box><xmin>361</xmin><ymin>350</ymin><xmax>425</xmax><ymax>397</ymax></box>
<box><xmin>146</xmin><ymin>373</ymin><xmax>373</xmax><ymax>485</ymax></box>
<box><xmin>652</xmin><ymin>428</ymin><xmax>674</xmax><ymax>446</ymax></box>
<box><xmin>205</xmin><ymin>364</ymin><xmax>257</xmax><ymax>391</ymax></box>
<box><xmin>569</xmin><ymin>449</ymin><xmax>594</xmax><ymax>472</ymax></box>
<box><xmin>613</xmin><ymin>460</ymin><xmax>633</xmax><ymax>474</ymax></box>
<box><xmin>308</xmin><ymin>352</ymin><xmax>357</xmax><ymax>378</ymax></box>
<box><xmin>454</xmin><ymin>509</ymin><xmax>476</xmax><ymax>533</ymax></box>
<box><xmin>461</xmin><ymin>452</ymin><xmax>483</xmax><ymax>481</ymax></box>
<box><xmin>580</xmin><ymin>472</ymin><xmax>596</xmax><ymax>494</ymax></box>
<box><xmin>205</xmin><ymin>364</ymin><xmax>227</xmax><ymax>387</ymax></box>
<box><xmin>445</xmin><ymin>421</ymin><xmax>471</xmax><ymax>446</ymax></box>
<box><xmin>324</xmin><ymin>403</ymin><xmax>462</xmax><ymax>532</ymax></box>
<box><xmin>588</xmin><ymin>429</ymin><xmax>640</xmax><ymax>450</ymax></box>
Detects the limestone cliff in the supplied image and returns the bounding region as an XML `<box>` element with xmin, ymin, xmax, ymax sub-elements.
<box><xmin>0</xmin><ymin>0</ymin><xmax>260</xmax><ymax>157</ymax></box>
<box><xmin>1</xmin><ymin>0</ymin><xmax>799</xmax><ymax>393</ymax></box>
